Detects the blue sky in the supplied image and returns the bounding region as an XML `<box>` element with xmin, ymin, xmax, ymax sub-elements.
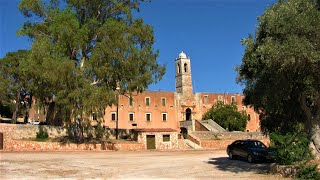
<box><xmin>0</xmin><ymin>0</ymin><xmax>277</xmax><ymax>94</ymax></box>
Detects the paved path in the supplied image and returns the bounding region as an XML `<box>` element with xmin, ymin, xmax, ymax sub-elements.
<box><xmin>0</xmin><ymin>150</ymin><xmax>286</xmax><ymax>179</ymax></box>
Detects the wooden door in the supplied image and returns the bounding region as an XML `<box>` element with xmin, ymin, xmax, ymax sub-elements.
<box><xmin>146</xmin><ymin>135</ymin><xmax>156</xmax><ymax>149</ymax></box>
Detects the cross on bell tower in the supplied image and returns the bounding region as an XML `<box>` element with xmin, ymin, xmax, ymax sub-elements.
<box><xmin>175</xmin><ymin>51</ymin><xmax>193</xmax><ymax>97</ymax></box>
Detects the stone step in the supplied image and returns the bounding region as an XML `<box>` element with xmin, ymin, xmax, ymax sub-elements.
<box><xmin>184</xmin><ymin>139</ymin><xmax>203</xmax><ymax>149</ymax></box>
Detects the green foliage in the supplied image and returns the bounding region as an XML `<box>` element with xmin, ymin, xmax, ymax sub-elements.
<box><xmin>95</xmin><ymin>121</ymin><xmax>105</xmax><ymax>139</ymax></box>
<box><xmin>270</xmin><ymin>132</ymin><xmax>313</xmax><ymax>165</ymax></box>
<box><xmin>36</xmin><ymin>126</ymin><xmax>49</xmax><ymax>141</ymax></box>
<box><xmin>0</xmin><ymin>50</ymin><xmax>31</xmax><ymax>123</ymax></box>
<box><xmin>0</xmin><ymin>0</ymin><xmax>166</xmax><ymax>140</ymax></box>
<box><xmin>203</xmin><ymin>101</ymin><xmax>248</xmax><ymax>131</ymax></box>
<box><xmin>0</xmin><ymin>103</ymin><xmax>13</xmax><ymax>118</ymax></box>
<box><xmin>296</xmin><ymin>164</ymin><xmax>320</xmax><ymax>180</ymax></box>
<box><xmin>237</xmin><ymin>0</ymin><xmax>320</xmax><ymax>137</ymax></box>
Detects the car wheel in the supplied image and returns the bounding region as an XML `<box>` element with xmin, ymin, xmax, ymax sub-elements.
<box><xmin>247</xmin><ymin>154</ymin><xmax>253</xmax><ymax>163</ymax></box>
<box><xmin>228</xmin><ymin>151</ymin><xmax>234</xmax><ymax>160</ymax></box>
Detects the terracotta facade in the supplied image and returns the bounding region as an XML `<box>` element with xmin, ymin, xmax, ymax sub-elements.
<box><xmin>26</xmin><ymin>52</ymin><xmax>260</xmax><ymax>133</ymax></box>
<box><xmin>104</xmin><ymin>52</ymin><xmax>260</xmax><ymax>132</ymax></box>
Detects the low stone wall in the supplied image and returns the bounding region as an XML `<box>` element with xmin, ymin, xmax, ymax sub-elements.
<box><xmin>0</xmin><ymin>124</ymin><xmax>144</xmax><ymax>151</ymax></box>
<box><xmin>104</xmin><ymin>142</ymin><xmax>145</xmax><ymax>151</ymax></box>
<box><xmin>271</xmin><ymin>164</ymin><xmax>298</xmax><ymax>178</ymax></box>
<box><xmin>3</xmin><ymin>139</ymin><xmax>144</xmax><ymax>151</ymax></box>
<box><xmin>0</xmin><ymin>124</ymin><xmax>66</xmax><ymax>139</ymax></box>
<box><xmin>200</xmin><ymin>139</ymin><xmax>270</xmax><ymax>149</ymax></box>
<box><xmin>5</xmin><ymin>140</ymin><xmax>103</xmax><ymax>151</ymax></box>
<box><xmin>188</xmin><ymin>131</ymin><xmax>270</xmax><ymax>149</ymax></box>
<box><xmin>0</xmin><ymin>123</ymin><xmax>67</xmax><ymax>151</ymax></box>
<box><xmin>191</xmin><ymin>131</ymin><xmax>267</xmax><ymax>140</ymax></box>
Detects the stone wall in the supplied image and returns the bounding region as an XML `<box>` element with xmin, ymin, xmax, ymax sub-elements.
<box><xmin>200</xmin><ymin>139</ymin><xmax>270</xmax><ymax>149</ymax></box>
<box><xmin>188</xmin><ymin>131</ymin><xmax>270</xmax><ymax>149</ymax></box>
<box><xmin>0</xmin><ymin>124</ymin><xmax>144</xmax><ymax>151</ymax></box>
<box><xmin>104</xmin><ymin>142</ymin><xmax>145</xmax><ymax>151</ymax></box>
<box><xmin>0</xmin><ymin>124</ymin><xmax>67</xmax><ymax>151</ymax></box>
<box><xmin>3</xmin><ymin>139</ymin><xmax>145</xmax><ymax>151</ymax></box>
<box><xmin>0</xmin><ymin>124</ymin><xmax>66</xmax><ymax>140</ymax></box>
<box><xmin>190</xmin><ymin>131</ymin><xmax>268</xmax><ymax>140</ymax></box>
<box><xmin>5</xmin><ymin>140</ymin><xmax>103</xmax><ymax>151</ymax></box>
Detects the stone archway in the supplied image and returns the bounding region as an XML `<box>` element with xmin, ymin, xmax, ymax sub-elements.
<box><xmin>186</xmin><ymin>108</ymin><xmax>192</xmax><ymax>121</ymax></box>
<box><xmin>180</xmin><ymin>127</ymin><xmax>188</xmax><ymax>139</ymax></box>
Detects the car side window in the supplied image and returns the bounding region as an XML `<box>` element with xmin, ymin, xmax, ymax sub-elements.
<box><xmin>233</xmin><ymin>141</ymin><xmax>240</xmax><ymax>146</ymax></box>
<box><xmin>255</xmin><ymin>141</ymin><xmax>267</xmax><ymax>148</ymax></box>
<box><xmin>240</xmin><ymin>141</ymin><xmax>246</xmax><ymax>147</ymax></box>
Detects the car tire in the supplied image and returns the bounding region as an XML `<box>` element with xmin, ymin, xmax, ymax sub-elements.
<box><xmin>247</xmin><ymin>154</ymin><xmax>253</xmax><ymax>163</ymax></box>
<box><xmin>228</xmin><ymin>151</ymin><xmax>234</xmax><ymax>160</ymax></box>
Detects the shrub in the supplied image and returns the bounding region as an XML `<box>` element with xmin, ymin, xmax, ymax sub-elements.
<box><xmin>36</xmin><ymin>126</ymin><xmax>49</xmax><ymax>141</ymax></box>
<box><xmin>202</xmin><ymin>101</ymin><xmax>248</xmax><ymax>131</ymax></box>
<box><xmin>296</xmin><ymin>164</ymin><xmax>320</xmax><ymax>180</ymax></box>
<box><xmin>95</xmin><ymin>121</ymin><xmax>104</xmax><ymax>139</ymax></box>
<box><xmin>269</xmin><ymin>132</ymin><xmax>313</xmax><ymax>165</ymax></box>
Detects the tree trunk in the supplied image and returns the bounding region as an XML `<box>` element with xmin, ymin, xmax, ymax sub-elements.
<box><xmin>310</xmin><ymin>123</ymin><xmax>320</xmax><ymax>159</ymax></box>
<box><xmin>46</xmin><ymin>102</ymin><xmax>55</xmax><ymax>125</ymax></box>
<box><xmin>300</xmin><ymin>95</ymin><xmax>320</xmax><ymax>158</ymax></box>
<box><xmin>11</xmin><ymin>90</ymin><xmax>20</xmax><ymax>124</ymax></box>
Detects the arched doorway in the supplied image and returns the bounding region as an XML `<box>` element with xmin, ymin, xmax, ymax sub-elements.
<box><xmin>180</xmin><ymin>127</ymin><xmax>188</xmax><ymax>139</ymax></box>
<box><xmin>186</xmin><ymin>108</ymin><xmax>191</xmax><ymax>121</ymax></box>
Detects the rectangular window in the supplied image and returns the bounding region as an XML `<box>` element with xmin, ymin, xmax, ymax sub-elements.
<box><xmin>161</xmin><ymin>98</ymin><xmax>166</xmax><ymax>107</ymax></box>
<box><xmin>111</xmin><ymin>112</ymin><xmax>116</xmax><ymax>121</ymax></box>
<box><xmin>162</xmin><ymin>113</ymin><xmax>167</xmax><ymax>121</ymax></box>
<box><xmin>92</xmin><ymin>113</ymin><xmax>97</xmax><ymax>121</ymax></box>
<box><xmin>248</xmin><ymin>114</ymin><xmax>251</xmax><ymax>121</ymax></box>
<box><xmin>231</xmin><ymin>96</ymin><xmax>236</xmax><ymax>104</ymax></box>
<box><xmin>163</xmin><ymin>135</ymin><xmax>170</xmax><ymax>142</ymax></box>
<box><xmin>129</xmin><ymin>113</ymin><xmax>134</xmax><ymax>121</ymax></box>
<box><xmin>146</xmin><ymin>113</ymin><xmax>151</xmax><ymax>121</ymax></box>
<box><xmin>145</xmin><ymin>97</ymin><xmax>150</xmax><ymax>107</ymax></box>
<box><xmin>129</xmin><ymin>97</ymin><xmax>133</xmax><ymax>106</ymax></box>
<box><xmin>204</xmin><ymin>95</ymin><xmax>208</xmax><ymax>104</ymax></box>
<box><xmin>218</xmin><ymin>95</ymin><xmax>223</xmax><ymax>102</ymax></box>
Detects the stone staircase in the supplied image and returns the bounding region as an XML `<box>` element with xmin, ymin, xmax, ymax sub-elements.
<box><xmin>200</xmin><ymin>119</ymin><xmax>226</xmax><ymax>132</ymax></box>
<box><xmin>184</xmin><ymin>139</ymin><xmax>203</xmax><ymax>149</ymax></box>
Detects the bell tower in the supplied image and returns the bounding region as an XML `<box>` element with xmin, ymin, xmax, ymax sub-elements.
<box><xmin>175</xmin><ymin>51</ymin><xmax>193</xmax><ymax>96</ymax></box>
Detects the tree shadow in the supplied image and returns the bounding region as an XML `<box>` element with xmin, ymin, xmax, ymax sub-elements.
<box><xmin>207</xmin><ymin>157</ymin><xmax>274</xmax><ymax>174</ymax></box>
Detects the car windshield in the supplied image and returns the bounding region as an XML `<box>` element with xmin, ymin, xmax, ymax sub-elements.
<box><xmin>247</xmin><ymin>141</ymin><xmax>266</xmax><ymax>148</ymax></box>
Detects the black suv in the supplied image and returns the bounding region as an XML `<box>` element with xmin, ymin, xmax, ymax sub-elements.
<box><xmin>226</xmin><ymin>139</ymin><xmax>274</xmax><ymax>163</ymax></box>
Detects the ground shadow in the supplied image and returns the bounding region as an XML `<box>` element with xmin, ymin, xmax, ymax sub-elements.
<box><xmin>207</xmin><ymin>157</ymin><xmax>274</xmax><ymax>174</ymax></box>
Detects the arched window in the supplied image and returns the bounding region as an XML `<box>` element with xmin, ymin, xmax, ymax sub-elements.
<box><xmin>184</xmin><ymin>63</ymin><xmax>188</xmax><ymax>73</ymax></box>
<box><xmin>186</xmin><ymin>108</ymin><xmax>192</xmax><ymax>121</ymax></box>
<box><xmin>161</xmin><ymin>98</ymin><xmax>166</xmax><ymax>107</ymax></box>
<box><xmin>177</xmin><ymin>63</ymin><xmax>180</xmax><ymax>74</ymax></box>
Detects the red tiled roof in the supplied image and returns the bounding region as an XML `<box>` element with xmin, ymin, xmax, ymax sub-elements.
<box><xmin>133</xmin><ymin>128</ymin><xmax>178</xmax><ymax>132</ymax></box>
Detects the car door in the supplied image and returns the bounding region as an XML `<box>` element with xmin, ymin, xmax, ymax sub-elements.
<box><xmin>231</xmin><ymin>141</ymin><xmax>242</xmax><ymax>156</ymax></box>
<box><xmin>237</xmin><ymin>141</ymin><xmax>248</xmax><ymax>158</ymax></box>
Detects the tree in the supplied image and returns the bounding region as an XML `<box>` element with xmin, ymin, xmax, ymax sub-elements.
<box><xmin>202</xmin><ymin>101</ymin><xmax>248</xmax><ymax>131</ymax></box>
<box><xmin>237</xmin><ymin>0</ymin><xmax>320</xmax><ymax>156</ymax></box>
<box><xmin>16</xmin><ymin>0</ymin><xmax>165</xmax><ymax>140</ymax></box>
<box><xmin>0</xmin><ymin>50</ymin><xmax>31</xmax><ymax>123</ymax></box>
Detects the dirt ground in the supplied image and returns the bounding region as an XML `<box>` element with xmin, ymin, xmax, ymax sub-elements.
<box><xmin>0</xmin><ymin>150</ymin><xmax>287</xmax><ymax>179</ymax></box>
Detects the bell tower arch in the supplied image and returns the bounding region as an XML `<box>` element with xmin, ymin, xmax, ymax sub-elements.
<box><xmin>175</xmin><ymin>51</ymin><xmax>193</xmax><ymax>97</ymax></box>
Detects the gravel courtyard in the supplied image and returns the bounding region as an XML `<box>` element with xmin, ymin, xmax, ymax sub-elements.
<box><xmin>0</xmin><ymin>150</ymin><xmax>286</xmax><ymax>179</ymax></box>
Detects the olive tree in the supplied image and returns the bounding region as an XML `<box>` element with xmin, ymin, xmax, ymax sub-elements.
<box><xmin>237</xmin><ymin>0</ymin><xmax>320</xmax><ymax>156</ymax></box>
